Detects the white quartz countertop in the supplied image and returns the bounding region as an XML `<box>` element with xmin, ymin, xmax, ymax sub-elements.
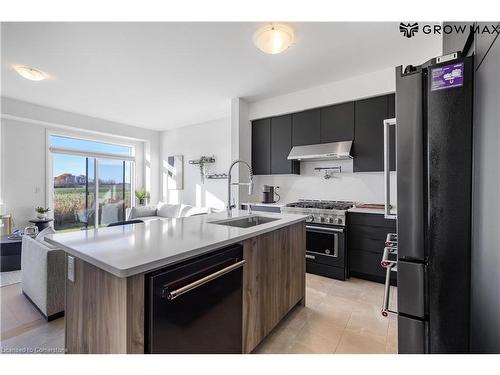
<box><xmin>45</xmin><ymin>210</ymin><xmax>307</xmax><ymax>278</ymax></box>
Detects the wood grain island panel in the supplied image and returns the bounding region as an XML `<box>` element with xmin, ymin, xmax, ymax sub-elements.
<box><xmin>64</xmin><ymin>221</ymin><xmax>306</xmax><ymax>354</ymax></box>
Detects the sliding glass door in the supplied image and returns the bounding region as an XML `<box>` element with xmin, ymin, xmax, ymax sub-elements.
<box><xmin>53</xmin><ymin>155</ymin><xmax>96</xmax><ymax>231</ymax></box>
<box><xmin>98</xmin><ymin>159</ymin><xmax>132</xmax><ymax>226</ymax></box>
<box><xmin>50</xmin><ymin>135</ymin><xmax>134</xmax><ymax>231</ymax></box>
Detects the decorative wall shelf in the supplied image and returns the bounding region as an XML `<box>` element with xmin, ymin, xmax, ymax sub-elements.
<box><xmin>188</xmin><ymin>156</ymin><xmax>216</xmax><ymax>182</ymax></box>
<box><xmin>206</xmin><ymin>174</ymin><xmax>228</xmax><ymax>180</ymax></box>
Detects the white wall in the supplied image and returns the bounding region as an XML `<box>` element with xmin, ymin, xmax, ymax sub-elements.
<box><xmin>0</xmin><ymin>97</ymin><xmax>160</xmax><ymax>228</ymax></box>
<box><xmin>161</xmin><ymin>118</ymin><xmax>231</xmax><ymax>211</ymax></box>
<box><xmin>248</xmin><ymin>68</ymin><xmax>395</xmax><ymax>120</ymax></box>
<box><xmin>238</xmin><ymin>68</ymin><xmax>399</xmax><ymax>205</ymax></box>
<box><xmin>1</xmin><ymin>119</ymin><xmax>46</xmax><ymax>227</ymax></box>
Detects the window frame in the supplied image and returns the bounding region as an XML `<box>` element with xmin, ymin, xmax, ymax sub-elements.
<box><xmin>46</xmin><ymin>130</ymin><xmax>136</xmax><ymax>230</ymax></box>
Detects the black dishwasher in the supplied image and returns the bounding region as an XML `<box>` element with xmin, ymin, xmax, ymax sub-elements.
<box><xmin>145</xmin><ymin>244</ymin><xmax>244</xmax><ymax>354</ymax></box>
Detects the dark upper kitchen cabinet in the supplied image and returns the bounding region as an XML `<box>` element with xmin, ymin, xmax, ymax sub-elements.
<box><xmin>353</xmin><ymin>94</ymin><xmax>396</xmax><ymax>172</ymax></box>
<box><xmin>387</xmin><ymin>93</ymin><xmax>395</xmax><ymax>118</ymax></box>
<box><xmin>251</xmin><ymin>116</ymin><xmax>299</xmax><ymax>175</ymax></box>
<box><xmin>251</xmin><ymin>118</ymin><xmax>271</xmax><ymax>175</ymax></box>
<box><xmin>320</xmin><ymin>102</ymin><xmax>355</xmax><ymax>143</ymax></box>
<box><xmin>252</xmin><ymin>93</ymin><xmax>395</xmax><ymax>175</ymax></box>
<box><xmin>292</xmin><ymin>109</ymin><xmax>321</xmax><ymax>146</ymax></box>
<box><xmin>270</xmin><ymin>115</ymin><xmax>300</xmax><ymax>175</ymax></box>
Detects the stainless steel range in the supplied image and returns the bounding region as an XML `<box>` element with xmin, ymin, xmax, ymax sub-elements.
<box><xmin>282</xmin><ymin>199</ymin><xmax>353</xmax><ymax>226</ymax></box>
<box><xmin>282</xmin><ymin>200</ymin><xmax>354</xmax><ymax>280</ymax></box>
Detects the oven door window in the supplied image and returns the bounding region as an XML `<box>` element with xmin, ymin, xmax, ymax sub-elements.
<box><xmin>306</xmin><ymin>229</ymin><xmax>339</xmax><ymax>257</ymax></box>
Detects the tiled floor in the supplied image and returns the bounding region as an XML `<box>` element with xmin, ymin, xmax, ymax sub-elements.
<box><xmin>254</xmin><ymin>273</ymin><xmax>398</xmax><ymax>354</ymax></box>
<box><xmin>0</xmin><ymin>274</ymin><xmax>397</xmax><ymax>354</ymax></box>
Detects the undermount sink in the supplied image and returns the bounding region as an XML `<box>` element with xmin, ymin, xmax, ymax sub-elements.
<box><xmin>210</xmin><ymin>215</ymin><xmax>279</xmax><ymax>228</ymax></box>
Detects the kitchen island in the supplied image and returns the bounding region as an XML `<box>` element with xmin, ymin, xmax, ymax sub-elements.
<box><xmin>46</xmin><ymin>210</ymin><xmax>307</xmax><ymax>354</ymax></box>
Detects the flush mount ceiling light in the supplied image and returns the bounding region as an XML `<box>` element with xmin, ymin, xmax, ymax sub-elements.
<box><xmin>253</xmin><ymin>23</ymin><xmax>295</xmax><ymax>54</ymax></box>
<box><xmin>13</xmin><ymin>65</ymin><xmax>48</xmax><ymax>81</ymax></box>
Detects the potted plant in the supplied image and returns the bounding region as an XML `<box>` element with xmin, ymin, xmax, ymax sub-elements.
<box><xmin>135</xmin><ymin>190</ymin><xmax>149</xmax><ymax>206</ymax></box>
<box><xmin>35</xmin><ymin>206</ymin><xmax>50</xmax><ymax>219</ymax></box>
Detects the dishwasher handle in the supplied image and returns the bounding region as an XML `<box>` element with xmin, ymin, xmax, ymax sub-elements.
<box><xmin>164</xmin><ymin>260</ymin><xmax>246</xmax><ymax>301</ymax></box>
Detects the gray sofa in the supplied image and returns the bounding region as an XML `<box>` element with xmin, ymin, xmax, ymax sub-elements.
<box><xmin>21</xmin><ymin>233</ymin><xmax>65</xmax><ymax>321</ymax></box>
<box><xmin>127</xmin><ymin>202</ymin><xmax>212</xmax><ymax>222</ymax></box>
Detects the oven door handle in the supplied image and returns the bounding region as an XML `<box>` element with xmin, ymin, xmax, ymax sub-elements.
<box><xmin>306</xmin><ymin>225</ymin><xmax>344</xmax><ymax>233</ymax></box>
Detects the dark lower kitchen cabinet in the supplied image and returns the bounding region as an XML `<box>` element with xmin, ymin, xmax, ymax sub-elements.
<box><xmin>292</xmin><ymin>109</ymin><xmax>321</xmax><ymax>146</ymax></box>
<box><xmin>271</xmin><ymin>115</ymin><xmax>300</xmax><ymax>174</ymax></box>
<box><xmin>320</xmin><ymin>101</ymin><xmax>355</xmax><ymax>143</ymax></box>
<box><xmin>347</xmin><ymin>212</ymin><xmax>396</xmax><ymax>285</ymax></box>
<box><xmin>251</xmin><ymin>118</ymin><xmax>271</xmax><ymax>175</ymax></box>
<box><xmin>353</xmin><ymin>94</ymin><xmax>396</xmax><ymax>172</ymax></box>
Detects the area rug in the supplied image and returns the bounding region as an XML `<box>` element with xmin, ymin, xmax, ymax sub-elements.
<box><xmin>0</xmin><ymin>270</ymin><xmax>22</xmax><ymax>287</ymax></box>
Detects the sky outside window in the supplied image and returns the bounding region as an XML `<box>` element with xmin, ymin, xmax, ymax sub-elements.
<box><xmin>50</xmin><ymin>135</ymin><xmax>133</xmax><ymax>182</ymax></box>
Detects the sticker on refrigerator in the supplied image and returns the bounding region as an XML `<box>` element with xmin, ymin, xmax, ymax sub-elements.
<box><xmin>431</xmin><ymin>62</ymin><xmax>464</xmax><ymax>91</ymax></box>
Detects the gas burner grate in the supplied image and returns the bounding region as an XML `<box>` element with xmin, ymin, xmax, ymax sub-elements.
<box><xmin>285</xmin><ymin>200</ymin><xmax>354</xmax><ymax>211</ymax></box>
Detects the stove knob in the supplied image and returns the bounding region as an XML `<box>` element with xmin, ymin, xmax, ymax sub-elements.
<box><xmin>319</xmin><ymin>216</ymin><xmax>325</xmax><ymax>223</ymax></box>
<box><xmin>337</xmin><ymin>218</ymin><xmax>343</xmax><ymax>225</ymax></box>
<box><xmin>308</xmin><ymin>215</ymin><xmax>314</xmax><ymax>222</ymax></box>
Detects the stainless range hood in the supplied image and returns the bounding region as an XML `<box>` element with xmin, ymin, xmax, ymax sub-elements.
<box><xmin>287</xmin><ymin>141</ymin><xmax>353</xmax><ymax>161</ymax></box>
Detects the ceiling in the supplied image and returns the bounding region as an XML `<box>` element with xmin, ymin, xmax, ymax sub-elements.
<box><xmin>1</xmin><ymin>22</ymin><xmax>441</xmax><ymax>130</ymax></box>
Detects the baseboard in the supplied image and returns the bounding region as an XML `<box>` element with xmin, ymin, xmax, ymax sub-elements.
<box><xmin>22</xmin><ymin>291</ymin><xmax>65</xmax><ymax>321</ymax></box>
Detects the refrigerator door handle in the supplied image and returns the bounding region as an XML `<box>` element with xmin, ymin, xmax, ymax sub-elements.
<box><xmin>384</xmin><ymin>118</ymin><xmax>397</xmax><ymax>220</ymax></box>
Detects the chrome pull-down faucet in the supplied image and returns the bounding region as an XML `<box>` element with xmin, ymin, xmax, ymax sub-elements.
<box><xmin>227</xmin><ymin>160</ymin><xmax>254</xmax><ymax>217</ymax></box>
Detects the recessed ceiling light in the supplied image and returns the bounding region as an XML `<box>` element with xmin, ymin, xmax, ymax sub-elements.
<box><xmin>253</xmin><ymin>23</ymin><xmax>295</xmax><ymax>55</ymax></box>
<box><xmin>13</xmin><ymin>65</ymin><xmax>49</xmax><ymax>81</ymax></box>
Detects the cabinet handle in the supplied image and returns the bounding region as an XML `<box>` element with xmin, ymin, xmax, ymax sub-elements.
<box><xmin>384</xmin><ymin>118</ymin><xmax>397</xmax><ymax>220</ymax></box>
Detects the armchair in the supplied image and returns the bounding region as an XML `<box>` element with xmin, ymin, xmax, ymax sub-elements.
<box><xmin>21</xmin><ymin>235</ymin><xmax>65</xmax><ymax>321</ymax></box>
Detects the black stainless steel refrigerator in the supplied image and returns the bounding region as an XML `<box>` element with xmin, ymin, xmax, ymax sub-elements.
<box><xmin>391</xmin><ymin>53</ymin><xmax>474</xmax><ymax>353</ymax></box>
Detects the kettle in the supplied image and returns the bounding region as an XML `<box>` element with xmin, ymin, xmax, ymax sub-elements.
<box><xmin>24</xmin><ymin>225</ymin><xmax>39</xmax><ymax>238</ymax></box>
<box><xmin>262</xmin><ymin>185</ymin><xmax>280</xmax><ymax>204</ymax></box>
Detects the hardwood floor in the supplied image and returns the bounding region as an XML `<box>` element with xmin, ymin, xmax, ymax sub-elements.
<box><xmin>0</xmin><ymin>283</ymin><xmax>64</xmax><ymax>353</ymax></box>
<box><xmin>0</xmin><ymin>274</ymin><xmax>397</xmax><ymax>354</ymax></box>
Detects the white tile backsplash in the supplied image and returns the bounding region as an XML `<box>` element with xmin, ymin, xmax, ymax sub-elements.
<box><xmin>248</xmin><ymin>159</ymin><xmax>397</xmax><ymax>206</ymax></box>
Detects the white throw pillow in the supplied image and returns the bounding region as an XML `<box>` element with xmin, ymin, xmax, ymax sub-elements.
<box><xmin>35</xmin><ymin>226</ymin><xmax>60</xmax><ymax>249</ymax></box>
<box><xmin>184</xmin><ymin>207</ymin><xmax>211</xmax><ymax>217</ymax></box>
<box><xmin>157</xmin><ymin>203</ymin><xmax>181</xmax><ymax>218</ymax></box>
<box><xmin>35</xmin><ymin>226</ymin><xmax>56</xmax><ymax>241</ymax></box>
<box><xmin>178</xmin><ymin>204</ymin><xmax>194</xmax><ymax>217</ymax></box>
<box><xmin>128</xmin><ymin>206</ymin><xmax>157</xmax><ymax>219</ymax></box>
